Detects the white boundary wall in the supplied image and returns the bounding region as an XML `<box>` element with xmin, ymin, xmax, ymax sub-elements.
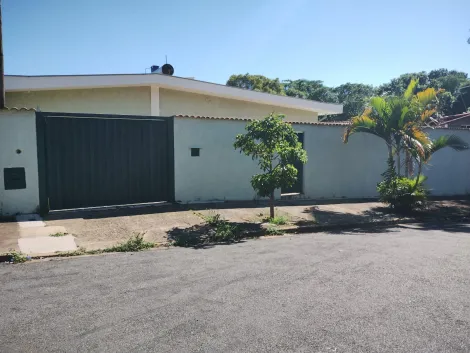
<box><xmin>174</xmin><ymin>117</ymin><xmax>470</xmax><ymax>203</ymax></box>
<box><xmin>0</xmin><ymin>110</ymin><xmax>40</xmax><ymax>216</ymax></box>
<box><xmin>2</xmin><ymin>115</ymin><xmax>469</xmax><ymax>213</ymax></box>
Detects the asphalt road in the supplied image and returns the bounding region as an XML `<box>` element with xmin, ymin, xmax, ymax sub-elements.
<box><xmin>1</xmin><ymin>224</ymin><xmax>470</xmax><ymax>353</ymax></box>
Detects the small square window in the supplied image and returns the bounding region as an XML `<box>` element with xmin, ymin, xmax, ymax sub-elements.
<box><xmin>4</xmin><ymin>167</ymin><xmax>26</xmax><ymax>190</ymax></box>
<box><xmin>191</xmin><ymin>148</ymin><xmax>200</xmax><ymax>157</ymax></box>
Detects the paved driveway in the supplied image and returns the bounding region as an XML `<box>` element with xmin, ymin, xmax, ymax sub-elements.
<box><xmin>1</xmin><ymin>224</ymin><xmax>470</xmax><ymax>353</ymax></box>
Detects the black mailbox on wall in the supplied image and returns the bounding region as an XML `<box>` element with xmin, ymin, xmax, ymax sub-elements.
<box><xmin>4</xmin><ymin>168</ymin><xmax>26</xmax><ymax>190</ymax></box>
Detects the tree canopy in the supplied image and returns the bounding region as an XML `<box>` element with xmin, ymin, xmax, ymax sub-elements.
<box><xmin>234</xmin><ymin>113</ymin><xmax>307</xmax><ymax>218</ymax></box>
<box><xmin>226</xmin><ymin>69</ymin><xmax>470</xmax><ymax>120</ymax></box>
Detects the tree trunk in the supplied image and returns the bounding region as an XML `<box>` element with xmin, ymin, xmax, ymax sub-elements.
<box><xmin>396</xmin><ymin>149</ymin><xmax>401</xmax><ymax>177</ymax></box>
<box><xmin>414</xmin><ymin>161</ymin><xmax>422</xmax><ymax>190</ymax></box>
<box><xmin>269</xmin><ymin>191</ymin><xmax>275</xmax><ymax>219</ymax></box>
<box><xmin>404</xmin><ymin>152</ymin><xmax>409</xmax><ymax>177</ymax></box>
<box><xmin>387</xmin><ymin>144</ymin><xmax>393</xmax><ymax>162</ymax></box>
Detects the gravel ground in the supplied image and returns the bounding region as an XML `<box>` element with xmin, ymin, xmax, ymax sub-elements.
<box><xmin>1</xmin><ymin>223</ymin><xmax>470</xmax><ymax>353</ymax></box>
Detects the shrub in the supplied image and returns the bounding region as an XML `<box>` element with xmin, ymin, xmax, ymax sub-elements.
<box><xmin>265</xmin><ymin>226</ymin><xmax>283</xmax><ymax>236</ymax></box>
<box><xmin>209</xmin><ymin>221</ymin><xmax>241</xmax><ymax>242</ymax></box>
<box><xmin>377</xmin><ymin>176</ymin><xmax>428</xmax><ymax>212</ymax></box>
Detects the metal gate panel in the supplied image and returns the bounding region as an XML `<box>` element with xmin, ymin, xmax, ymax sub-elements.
<box><xmin>40</xmin><ymin>114</ymin><xmax>172</xmax><ymax>210</ymax></box>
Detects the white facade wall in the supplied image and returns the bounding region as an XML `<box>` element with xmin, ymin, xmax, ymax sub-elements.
<box><xmin>174</xmin><ymin>118</ymin><xmax>470</xmax><ymax>203</ymax></box>
<box><xmin>299</xmin><ymin>125</ymin><xmax>388</xmax><ymax>199</ymax></box>
<box><xmin>174</xmin><ymin>117</ymin><xmax>282</xmax><ymax>202</ymax></box>
<box><xmin>425</xmin><ymin>129</ymin><xmax>470</xmax><ymax>195</ymax></box>
<box><xmin>6</xmin><ymin>87</ymin><xmax>151</xmax><ymax>115</ymax></box>
<box><xmin>0</xmin><ymin>110</ymin><xmax>40</xmax><ymax>216</ymax></box>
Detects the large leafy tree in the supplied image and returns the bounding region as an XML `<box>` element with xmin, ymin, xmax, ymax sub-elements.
<box><xmin>234</xmin><ymin>113</ymin><xmax>307</xmax><ymax>218</ymax></box>
<box><xmin>332</xmin><ymin>83</ymin><xmax>376</xmax><ymax>121</ymax></box>
<box><xmin>226</xmin><ymin>74</ymin><xmax>285</xmax><ymax>96</ymax></box>
<box><xmin>283</xmin><ymin>79</ymin><xmax>338</xmax><ymax>103</ymax></box>
<box><xmin>226</xmin><ymin>69</ymin><xmax>470</xmax><ymax>120</ymax></box>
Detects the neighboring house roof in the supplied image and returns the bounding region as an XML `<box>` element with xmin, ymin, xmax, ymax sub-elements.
<box><xmin>5</xmin><ymin>74</ymin><xmax>343</xmax><ymax>115</ymax></box>
<box><xmin>435</xmin><ymin>112</ymin><xmax>470</xmax><ymax>126</ymax></box>
<box><xmin>174</xmin><ymin>114</ymin><xmax>350</xmax><ymax>126</ymax></box>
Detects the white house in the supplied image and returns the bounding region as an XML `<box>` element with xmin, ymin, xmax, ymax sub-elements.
<box><xmin>2</xmin><ymin>73</ymin><xmax>470</xmax><ymax>216</ymax></box>
<box><xmin>1</xmin><ymin>73</ymin><xmax>342</xmax><ymax>215</ymax></box>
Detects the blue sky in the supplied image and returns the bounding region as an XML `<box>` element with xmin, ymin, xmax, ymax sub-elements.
<box><xmin>4</xmin><ymin>0</ymin><xmax>470</xmax><ymax>87</ymax></box>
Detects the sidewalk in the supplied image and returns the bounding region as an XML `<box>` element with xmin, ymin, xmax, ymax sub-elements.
<box><xmin>1</xmin><ymin>199</ymin><xmax>469</xmax><ymax>255</ymax></box>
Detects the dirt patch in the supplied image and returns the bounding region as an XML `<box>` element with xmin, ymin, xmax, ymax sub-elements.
<box><xmin>45</xmin><ymin>209</ymin><xmax>202</xmax><ymax>250</ymax></box>
<box><xmin>0</xmin><ymin>221</ymin><xmax>20</xmax><ymax>252</ymax></box>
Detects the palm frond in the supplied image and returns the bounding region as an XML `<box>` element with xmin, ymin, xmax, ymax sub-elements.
<box><xmin>420</xmin><ymin>109</ymin><xmax>436</xmax><ymax>122</ymax></box>
<box><xmin>369</xmin><ymin>97</ymin><xmax>388</xmax><ymax>118</ymax></box>
<box><xmin>429</xmin><ymin>135</ymin><xmax>469</xmax><ymax>156</ymax></box>
<box><xmin>404</xmin><ymin>79</ymin><xmax>418</xmax><ymax>100</ymax></box>
<box><xmin>401</xmin><ymin>133</ymin><xmax>427</xmax><ymax>159</ymax></box>
<box><xmin>415</xmin><ymin>88</ymin><xmax>438</xmax><ymax>107</ymax></box>
<box><xmin>388</xmin><ymin>97</ymin><xmax>408</xmax><ymax>129</ymax></box>
<box><xmin>343</xmin><ymin>115</ymin><xmax>377</xmax><ymax>143</ymax></box>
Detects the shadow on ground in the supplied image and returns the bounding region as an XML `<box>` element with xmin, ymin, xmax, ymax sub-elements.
<box><xmin>166</xmin><ymin>222</ymin><xmax>264</xmax><ymax>249</ymax></box>
<box><xmin>44</xmin><ymin>198</ymin><xmax>382</xmax><ymax>222</ymax></box>
<box><xmin>300</xmin><ymin>205</ymin><xmax>393</xmax><ymax>226</ymax></box>
<box><xmin>325</xmin><ymin>221</ymin><xmax>470</xmax><ymax>235</ymax></box>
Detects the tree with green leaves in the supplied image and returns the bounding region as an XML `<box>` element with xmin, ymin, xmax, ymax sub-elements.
<box><xmin>226</xmin><ymin>69</ymin><xmax>470</xmax><ymax>120</ymax></box>
<box><xmin>227</xmin><ymin>74</ymin><xmax>285</xmax><ymax>96</ymax></box>
<box><xmin>283</xmin><ymin>79</ymin><xmax>338</xmax><ymax>103</ymax></box>
<box><xmin>234</xmin><ymin>113</ymin><xmax>307</xmax><ymax>218</ymax></box>
<box><xmin>332</xmin><ymin>83</ymin><xmax>376</xmax><ymax>121</ymax></box>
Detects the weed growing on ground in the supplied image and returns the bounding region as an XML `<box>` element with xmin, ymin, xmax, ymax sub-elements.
<box><xmin>268</xmin><ymin>215</ymin><xmax>288</xmax><ymax>225</ymax></box>
<box><xmin>1</xmin><ymin>250</ymin><xmax>28</xmax><ymax>263</ymax></box>
<box><xmin>266</xmin><ymin>226</ymin><xmax>283</xmax><ymax>236</ymax></box>
<box><xmin>210</xmin><ymin>221</ymin><xmax>241</xmax><ymax>242</ymax></box>
<box><xmin>104</xmin><ymin>233</ymin><xmax>154</xmax><ymax>252</ymax></box>
<box><xmin>202</xmin><ymin>212</ymin><xmax>223</xmax><ymax>226</ymax></box>
<box><xmin>53</xmin><ymin>233</ymin><xmax>154</xmax><ymax>257</ymax></box>
<box><xmin>49</xmin><ymin>232</ymin><xmax>67</xmax><ymax>237</ymax></box>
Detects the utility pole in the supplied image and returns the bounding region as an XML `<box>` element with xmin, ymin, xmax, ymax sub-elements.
<box><xmin>0</xmin><ymin>0</ymin><xmax>5</xmax><ymax>109</ymax></box>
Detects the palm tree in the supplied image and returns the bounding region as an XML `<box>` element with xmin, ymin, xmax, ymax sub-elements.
<box><xmin>343</xmin><ymin>79</ymin><xmax>468</xmax><ymax>177</ymax></box>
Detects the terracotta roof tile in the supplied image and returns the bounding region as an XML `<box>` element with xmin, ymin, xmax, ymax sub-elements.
<box><xmin>2</xmin><ymin>106</ymin><xmax>37</xmax><ymax>112</ymax></box>
<box><xmin>436</xmin><ymin>113</ymin><xmax>470</xmax><ymax>126</ymax></box>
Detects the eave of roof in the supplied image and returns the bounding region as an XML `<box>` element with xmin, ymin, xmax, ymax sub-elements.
<box><xmin>5</xmin><ymin>74</ymin><xmax>343</xmax><ymax>115</ymax></box>
<box><xmin>174</xmin><ymin>114</ymin><xmax>350</xmax><ymax>126</ymax></box>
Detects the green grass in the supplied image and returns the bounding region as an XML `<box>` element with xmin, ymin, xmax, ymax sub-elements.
<box><xmin>268</xmin><ymin>215</ymin><xmax>289</xmax><ymax>225</ymax></box>
<box><xmin>49</xmin><ymin>232</ymin><xmax>67</xmax><ymax>237</ymax></box>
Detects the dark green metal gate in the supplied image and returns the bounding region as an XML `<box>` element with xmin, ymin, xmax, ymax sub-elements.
<box><xmin>36</xmin><ymin>113</ymin><xmax>174</xmax><ymax>211</ymax></box>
